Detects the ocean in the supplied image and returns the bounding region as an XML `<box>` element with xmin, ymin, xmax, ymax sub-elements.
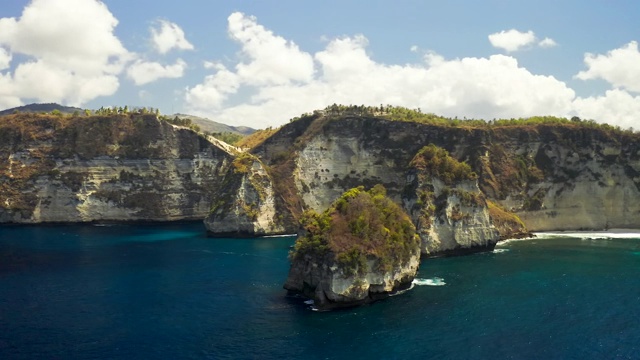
<box><xmin>1</xmin><ymin>223</ymin><xmax>638</xmax><ymax>359</ymax></box>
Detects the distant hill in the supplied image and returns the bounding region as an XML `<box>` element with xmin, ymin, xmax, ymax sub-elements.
<box><xmin>0</xmin><ymin>103</ymin><xmax>85</xmax><ymax>116</ymax></box>
<box><xmin>0</xmin><ymin>104</ymin><xmax>256</xmax><ymax>136</ymax></box>
<box><xmin>172</xmin><ymin>113</ymin><xmax>255</xmax><ymax>135</ymax></box>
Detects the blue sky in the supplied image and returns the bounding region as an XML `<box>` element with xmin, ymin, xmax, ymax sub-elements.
<box><xmin>1</xmin><ymin>0</ymin><xmax>639</xmax><ymax>129</ymax></box>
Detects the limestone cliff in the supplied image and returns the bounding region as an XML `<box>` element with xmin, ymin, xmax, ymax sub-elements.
<box><xmin>284</xmin><ymin>251</ymin><xmax>419</xmax><ymax>309</ymax></box>
<box><xmin>253</xmin><ymin>114</ymin><xmax>640</xmax><ymax>240</ymax></box>
<box><xmin>0</xmin><ymin>113</ymin><xmax>231</xmax><ymax>223</ymax></box>
<box><xmin>477</xmin><ymin>125</ymin><xmax>640</xmax><ymax>231</ymax></box>
<box><xmin>253</xmin><ymin>115</ymin><xmax>524</xmax><ymax>253</ymax></box>
<box><xmin>204</xmin><ymin>153</ymin><xmax>286</xmax><ymax>236</ymax></box>
<box><xmin>4</xmin><ymin>109</ymin><xmax>640</xmax><ymax>243</ymax></box>
<box><xmin>283</xmin><ymin>186</ymin><xmax>421</xmax><ymax>309</ymax></box>
<box><xmin>402</xmin><ymin>145</ymin><xmax>502</xmax><ymax>255</ymax></box>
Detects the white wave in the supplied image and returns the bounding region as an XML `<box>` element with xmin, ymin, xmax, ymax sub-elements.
<box><xmin>304</xmin><ymin>299</ymin><xmax>315</xmax><ymax>305</ymax></box>
<box><xmin>412</xmin><ymin>277</ymin><xmax>446</xmax><ymax>286</ymax></box>
<box><xmin>534</xmin><ymin>230</ymin><xmax>640</xmax><ymax>240</ymax></box>
<box><xmin>493</xmin><ymin>249</ymin><xmax>510</xmax><ymax>254</ymax></box>
<box><xmin>389</xmin><ymin>283</ymin><xmax>416</xmax><ymax>296</ymax></box>
<box><xmin>496</xmin><ymin>236</ymin><xmax>537</xmax><ymax>246</ymax></box>
<box><xmin>262</xmin><ymin>234</ymin><xmax>297</xmax><ymax>238</ymax></box>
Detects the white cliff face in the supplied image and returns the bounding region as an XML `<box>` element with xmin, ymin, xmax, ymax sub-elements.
<box><xmin>0</xmin><ymin>116</ymin><xmax>232</xmax><ymax>223</ymax></box>
<box><xmin>3</xmin><ymin>156</ymin><xmax>229</xmax><ymax>223</ymax></box>
<box><xmin>287</xmin><ymin>124</ymin><xmax>501</xmax><ymax>255</ymax></box>
<box><xmin>204</xmin><ymin>158</ymin><xmax>286</xmax><ymax>236</ymax></box>
<box><xmin>404</xmin><ymin>177</ymin><xmax>500</xmax><ymax>255</ymax></box>
<box><xmin>517</xmin><ymin>179</ymin><xmax>640</xmax><ymax>231</ymax></box>
<box><xmin>284</xmin><ymin>250</ymin><xmax>420</xmax><ymax>309</ymax></box>
<box><xmin>504</xmin><ymin>149</ymin><xmax>640</xmax><ymax>231</ymax></box>
<box><xmin>483</xmin><ymin>135</ymin><xmax>640</xmax><ymax>231</ymax></box>
<box><xmin>294</xmin><ymin>133</ymin><xmax>405</xmax><ymax>213</ymax></box>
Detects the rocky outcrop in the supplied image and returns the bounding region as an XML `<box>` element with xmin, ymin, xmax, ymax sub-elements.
<box><xmin>284</xmin><ymin>251</ymin><xmax>419</xmax><ymax>309</ymax></box>
<box><xmin>204</xmin><ymin>153</ymin><xmax>287</xmax><ymax>236</ymax></box>
<box><xmin>401</xmin><ymin>144</ymin><xmax>502</xmax><ymax>256</ymax></box>
<box><xmin>283</xmin><ymin>186</ymin><xmax>421</xmax><ymax>309</ymax></box>
<box><xmin>0</xmin><ymin>114</ymin><xmax>232</xmax><ymax>223</ymax></box>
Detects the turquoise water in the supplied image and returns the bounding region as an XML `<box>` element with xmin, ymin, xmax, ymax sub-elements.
<box><xmin>1</xmin><ymin>224</ymin><xmax>639</xmax><ymax>359</ymax></box>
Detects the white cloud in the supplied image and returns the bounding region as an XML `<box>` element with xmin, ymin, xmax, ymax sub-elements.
<box><xmin>151</xmin><ymin>20</ymin><xmax>194</xmax><ymax>54</ymax></box>
<box><xmin>184</xmin><ymin>13</ymin><xmax>638</xmax><ymax>130</ymax></box>
<box><xmin>0</xmin><ymin>72</ymin><xmax>21</xmax><ymax>109</ymax></box>
<box><xmin>575</xmin><ymin>41</ymin><xmax>640</xmax><ymax>93</ymax></box>
<box><xmin>186</xmin><ymin>15</ymin><xmax>576</xmax><ymax>128</ymax></box>
<box><xmin>11</xmin><ymin>59</ymin><xmax>119</xmax><ymax>104</ymax></box>
<box><xmin>539</xmin><ymin>37</ymin><xmax>558</xmax><ymax>48</ymax></box>
<box><xmin>488</xmin><ymin>29</ymin><xmax>536</xmax><ymax>52</ymax></box>
<box><xmin>138</xmin><ymin>89</ymin><xmax>151</xmax><ymax>101</ymax></box>
<box><xmin>185</xmin><ymin>64</ymin><xmax>240</xmax><ymax>109</ymax></box>
<box><xmin>0</xmin><ymin>47</ymin><xmax>11</xmax><ymax>70</ymax></box>
<box><xmin>127</xmin><ymin>59</ymin><xmax>187</xmax><ymax>85</ymax></box>
<box><xmin>573</xmin><ymin>89</ymin><xmax>640</xmax><ymax>129</ymax></box>
<box><xmin>0</xmin><ymin>0</ymin><xmax>131</xmax><ymax>106</ymax></box>
<box><xmin>226</xmin><ymin>12</ymin><xmax>315</xmax><ymax>86</ymax></box>
<box><xmin>204</xmin><ymin>61</ymin><xmax>219</xmax><ymax>70</ymax></box>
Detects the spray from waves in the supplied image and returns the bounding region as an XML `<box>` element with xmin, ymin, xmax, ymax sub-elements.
<box><xmin>534</xmin><ymin>230</ymin><xmax>640</xmax><ymax>240</ymax></box>
<box><xmin>412</xmin><ymin>277</ymin><xmax>446</xmax><ymax>286</ymax></box>
<box><xmin>306</xmin><ymin>278</ymin><xmax>448</xmax><ymax>309</ymax></box>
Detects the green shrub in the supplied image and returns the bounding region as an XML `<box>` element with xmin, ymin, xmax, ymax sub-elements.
<box><xmin>410</xmin><ymin>144</ymin><xmax>477</xmax><ymax>185</ymax></box>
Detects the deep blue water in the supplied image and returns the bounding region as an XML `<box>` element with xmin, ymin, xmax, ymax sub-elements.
<box><xmin>1</xmin><ymin>224</ymin><xmax>639</xmax><ymax>359</ymax></box>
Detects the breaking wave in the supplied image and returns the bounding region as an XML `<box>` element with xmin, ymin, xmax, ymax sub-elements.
<box><xmin>534</xmin><ymin>230</ymin><xmax>640</xmax><ymax>241</ymax></box>
<box><xmin>412</xmin><ymin>277</ymin><xmax>446</xmax><ymax>286</ymax></box>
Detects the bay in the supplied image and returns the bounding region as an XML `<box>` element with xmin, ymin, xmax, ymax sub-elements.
<box><xmin>1</xmin><ymin>224</ymin><xmax>639</xmax><ymax>359</ymax></box>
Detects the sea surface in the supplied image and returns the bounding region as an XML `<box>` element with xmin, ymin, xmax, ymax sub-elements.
<box><xmin>1</xmin><ymin>223</ymin><xmax>639</xmax><ymax>359</ymax></box>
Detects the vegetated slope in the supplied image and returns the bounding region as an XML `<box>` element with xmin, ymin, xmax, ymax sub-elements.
<box><xmin>0</xmin><ymin>103</ymin><xmax>85</xmax><ymax>116</ymax></box>
<box><xmin>172</xmin><ymin>114</ymin><xmax>255</xmax><ymax>136</ymax></box>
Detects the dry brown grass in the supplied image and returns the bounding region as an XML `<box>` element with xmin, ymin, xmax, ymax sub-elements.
<box><xmin>235</xmin><ymin>128</ymin><xmax>278</xmax><ymax>149</ymax></box>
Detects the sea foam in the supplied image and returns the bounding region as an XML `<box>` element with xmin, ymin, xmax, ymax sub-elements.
<box><xmin>534</xmin><ymin>230</ymin><xmax>640</xmax><ymax>241</ymax></box>
<box><xmin>412</xmin><ymin>277</ymin><xmax>446</xmax><ymax>286</ymax></box>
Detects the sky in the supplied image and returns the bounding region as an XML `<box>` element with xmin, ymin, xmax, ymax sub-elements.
<box><xmin>0</xmin><ymin>0</ymin><xmax>639</xmax><ymax>129</ymax></box>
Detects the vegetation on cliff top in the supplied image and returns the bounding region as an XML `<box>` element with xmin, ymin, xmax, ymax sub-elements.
<box><xmin>291</xmin><ymin>185</ymin><xmax>419</xmax><ymax>276</ymax></box>
<box><xmin>284</xmin><ymin>104</ymin><xmax>638</xmax><ymax>137</ymax></box>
